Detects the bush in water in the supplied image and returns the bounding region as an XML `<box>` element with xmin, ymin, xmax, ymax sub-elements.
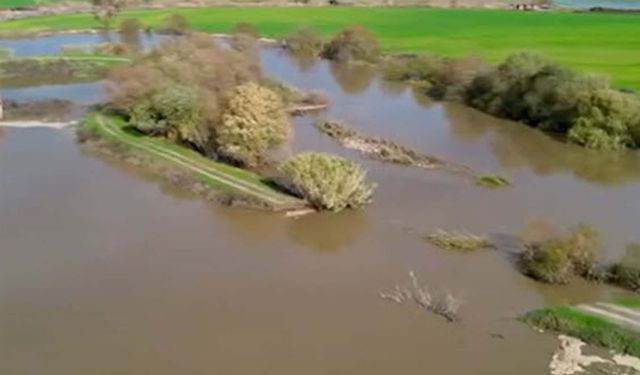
<box><xmin>466</xmin><ymin>52</ymin><xmax>640</xmax><ymax>150</ymax></box>
<box><xmin>609</xmin><ymin>244</ymin><xmax>640</xmax><ymax>293</ymax></box>
<box><xmin>217</xmin><ymin>82</ymin><xmax>290</xmax><ymax>167</ymax></box>
<box><xmin>284</xmin><ymin>27</ymin><xmax>324</xmax><ymax>57</ymax></box>
<box><xmin>158</xmin><ymin>13</ymin><xmax>190</xmax><ymax>35</ymax></box>
<box><xmin>520</xmin><ymin>222</ymin><xmax>600</xmax><ymax>284</ymax></box>
<box><xmin>230</xmin><ymin>23</ymin><xmax>259</xmax><ymax>52</ymax></box>
<box><xmin>322</xmin><ymin>25</ymin><xmax>380</xmax><ymax>63</ymax></box>
<box><xmin>281</xmin><ymin>152</ymin><xmax>375</xmax><ymax>211</ymax></box>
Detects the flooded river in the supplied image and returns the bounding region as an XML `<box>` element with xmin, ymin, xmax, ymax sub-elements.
<box><xmin>2</xmin><ymin>33</ymin><xmax>640</xmax><ymax>374</ymax></box>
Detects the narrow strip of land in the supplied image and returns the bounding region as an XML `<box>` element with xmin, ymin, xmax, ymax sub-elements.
<box><xmin>92</xmin><ymin>114</ymin><xmax>307</xmax><ymax>211</ymax></box>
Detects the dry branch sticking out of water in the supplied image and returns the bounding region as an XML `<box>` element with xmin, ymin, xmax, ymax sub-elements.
<box><xmin>378</xmin><ymin>271</ymin><xmax>462</xmax><ymax>322</ymax></box>
<box><xmin>315</xmin><ymin>120</ymin><xmax>475</xmax><ymax>177</ymax></box>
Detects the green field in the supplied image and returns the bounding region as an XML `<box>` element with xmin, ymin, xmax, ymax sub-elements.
<box><xmin>0</xmin><ymin>8</ymin><xmax>639</xmax><ymax>89</ymax></box>
<box><xmin>0</xmin><ymin>0</ymin><xmax>81</xmax><ymax>8</ymax></box>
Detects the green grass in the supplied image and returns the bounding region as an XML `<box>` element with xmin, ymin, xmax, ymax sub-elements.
<box><xmin>0</xmin><ymin>8</ymin><xmax>639</xmax><ymax>89</ymax></box>
<box><xmin>612</xmin><ymin>296</ymin><xmax>640</xmax><ymax>308</ymax></box>
<box><xmin>522</xmin><ymin>305</ymin><xmax>640</xmax><ymax>356</ymax></box>
<box><xmin>0</xmin><ymin>0</ymin><xmax>84</xmax><ymax>8</ymax></box>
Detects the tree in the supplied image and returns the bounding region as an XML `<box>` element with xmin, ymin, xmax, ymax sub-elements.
<box><xmin>217</xmin><ymin>83</ymin><xmax>290</xmax><ymax>167</ymax></box>
<box><xmin>281</xmin><ymin>152</ymin><xmax>375</xmax><ymax>211</ymax></box>
<box><xmin>92</xmin><ymin>0</ymin><xmax>126</xmax><ymax>30</ymax></box>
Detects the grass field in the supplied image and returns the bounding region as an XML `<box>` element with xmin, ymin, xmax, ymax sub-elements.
<box><xmin>0</xmin><ymin>8</ymin><xmax>639</xmax><ymax>89</ymax></box>
<box><xmin>0</xmin><ymin>0</ymin><xmax>81</xmax><ymax>8</ymax></box>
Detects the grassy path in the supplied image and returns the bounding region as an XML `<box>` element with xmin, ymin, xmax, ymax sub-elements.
<box><xmin>89</xmin><ymin>114</ymin><xmax>307</xmax><ymax>211</ymax></box>
<box><xmin>1</xmin><ymin>8</ymin><xmax>639</xmax><ymax>89</ymax></box>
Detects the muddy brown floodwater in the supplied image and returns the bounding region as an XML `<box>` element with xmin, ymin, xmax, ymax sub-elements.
<box><xmin>2</xmin><ymin>33</ymin><xmax>640</xmax><ymax>375</ymax></box>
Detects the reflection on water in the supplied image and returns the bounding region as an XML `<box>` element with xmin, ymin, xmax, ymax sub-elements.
<box><xmin>329</xmin><ymin>61</ymin><xmax>376</xmax><ymax>94</ymax></box>
<box><xmin>288</xmin><ymin>211</ymin><xmax>368</xmax><ymax>252</ymax></box>
<box><xmin>3</xmin><ymin>81</ymin><xmax>105</xmax><ymax>106</ymax></box>
<box><xmin>443</xmin><ymin>103</ymin><xmax>640</xmax><ymax>185</ymax></box>
<box><xmin>0</xmin><ymin>31</ymin><xmax>161</xmax><ymax>56</ymax></box>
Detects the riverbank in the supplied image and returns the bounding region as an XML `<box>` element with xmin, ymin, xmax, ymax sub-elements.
<box><xmin>80</xmin><ymin>112</ymin><xmax>309</xmax><ymax>212</ymax></box>
<box><xmin>522</xmin><ymin>302</ymin><xmax>640</xmax><ymax>357</ymax></box>
<box><xmin>0</xmin><ymin>8</ymin><xmax>638</xmax><ymax>90</ymax></box>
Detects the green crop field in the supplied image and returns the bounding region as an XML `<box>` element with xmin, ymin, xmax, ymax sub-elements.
<box><xmin>0</xmin><ymin>0</ymin><xmax>83</xmax><ymax>8</ymax></box>
<box><xmin>1</xmin><ymin>7</ymin><xmax>639</xmax><ymax>89</ymax></box>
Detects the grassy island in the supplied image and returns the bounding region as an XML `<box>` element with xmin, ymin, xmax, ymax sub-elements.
<box><xmin>82</xmin><ymin>112</ymin><xmax>308</xmax><ymax>211</ymax></box>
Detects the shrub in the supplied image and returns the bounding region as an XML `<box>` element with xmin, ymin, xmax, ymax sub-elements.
<box><xmin>380</xmin><ymin>54</ymin><xmax>442</xmax><ymax>82</ymax></box>
<box><xmin>130</xmin><ymin>85</ymin><xmax>207</xmax><ymax>149</ymax></box>
<box><xmin>119</xmin><ymin>18</ymin><xmax>141</xmax><ymax>35</ymax></box>
<box><xmin>429</xmin><ymin>56</ymin><xmax>486</xmax><ymax>100</ymax></box>
<box><xmin>609</xmin><ymin>243</ymin><xmax>640</xmax><ymax>292</ymax></box>
<box><xmin>284</xmin><ymin>27</ymin><xmax>323</xmax><ymax>57</ymax></box>
<box><xmin>465</xmin><ymin>51</ymin><xmax>640</xmax><ymax>150</ymax></box>
<box><xmin>217</xmin><ymin>83</ymin><xmax>290</xmax><ymax>167</ymax></box>
<box><xmin>230</xmin><ymin>22</ymin><xmax>259</xmax><ymax>52</ymax></box>
<box><xmin>119</xmin><ymin>18</ymin><xmax>142</xmax><ymax>48</ymax></box>
<box><xmin>321</xmin><ymin>25</ymin><xmax>380</xmax><ymax>62</ymax></box>
<box><xmin>158</xmin><ymin>13</ymin><xmax>190</xmax><ymax>35</ymax></box>
<box><xmin>231</xmin><ymin>22</ymin><xmax>259</xmax><ymax>38</ymax></box>
<box><xmin>568</xmin><ymin>89</ymin><xmax>640</xmax><ymax>150</ymax></box>
<box><xmin>281</xmin><ymin>152</ymin><xmax>375</xmax><ymax>211</ymax></box>
<box><xmin>520</xmin><ymin>222</ymin><xmax>600</xmax><ymax>284</ymax></box>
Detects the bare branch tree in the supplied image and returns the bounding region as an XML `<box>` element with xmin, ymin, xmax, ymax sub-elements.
<box><xmin>92</xmin><ymin>0</ymin><xmax>126</xmax><ymax>30</ymax></box>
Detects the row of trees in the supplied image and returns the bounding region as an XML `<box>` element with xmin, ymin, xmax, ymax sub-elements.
<box><xmin>285</xmin><ymin>24</ymin><xmax>640</xmax><ymax>151</ymax></box>
<box><xmin>106</xmin><ymin>31</ymin><xmax>374</xmax><ymax>211</ymax></box>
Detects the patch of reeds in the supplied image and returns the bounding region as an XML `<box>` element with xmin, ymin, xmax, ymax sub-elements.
<box><xmin>426</xmin><ymin>229</ymin><xmax>493</xmax><ymax>251</ymax></box>
<box><xmin>475</xmin><ymin>174</ymin><xmax>510</xmax><ymax>188</ymax></box>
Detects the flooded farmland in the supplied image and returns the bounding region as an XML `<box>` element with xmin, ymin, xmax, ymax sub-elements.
<box><xmin>2</xmin><ymin>33</ymin><xmax>640</xmax><ymax>375</ymax></box>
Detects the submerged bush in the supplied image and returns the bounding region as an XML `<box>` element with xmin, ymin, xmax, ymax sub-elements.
<box><xmin>568</xmin><ymin>89</ymin><xmax>640</xmax><ymax>150</ymax></box>
<box><xmin>474</xmin><ymin>174</ymin><xmax>510</xmax><ymax>188</ymax></box>
<box><xmin>322</xmin><ymin>25</ymin><xmax>380</xmax><ymax>62</ymax></box>
<box><xmin>380</xmin><ymin>54</ymin><xmax>442</xmax><ymax>82</ymax></box>
<box><xmin>519</xmin><ymin>222</ymin><xmax>600</xmax><ymax>284</ymax></box>
<box><xmin>284</xmin><ymin>27</ymin><xmax>324</xmax><ymax>57</ymax></box>
<box><xmin>231</xmin><ymin>22</ymin><xmax>259</xmax><ymax>38</ymax></box>
<box><xmin>158</xmin><ymin>13</ymin><xmax>190</xmax><ymax>35</ymax></box>
<box><xmin>466</xmin><ymin>51</ymin><xmax>640</xmax><ymax>150</ymax></box>
<box><xmin>281</xmin><ymin>152</ymin><xmax>375</xmax><ymax>211</ymax></box>
<box><xmin>230</xmin><ymin>22</ymin><xmax>259</xmax><ymax>52</ymax></box>
<box><xmin>426</xmin><ymin>229</ymin><xmax>493</xmax><ymax>251</ymax></box>
<box><xmin>609</xmin><ymin>244</ymin><xmax>640</xmax><ymax>292</ymax></box>
<box><xmin>217</xmin><ymin>82</ymin><xmax>290</xmax><ymax>167</ymax></box>
<box><xmin>119</xmin><ymin>18</ymin><xmax>141</xmax><ymax>35</ymax></box>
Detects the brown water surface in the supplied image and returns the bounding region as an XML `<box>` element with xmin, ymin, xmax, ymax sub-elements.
<box><xmin>2</xmin><ymin>34</ymin><xmax>640</xmax><ymax>375</ymax></box>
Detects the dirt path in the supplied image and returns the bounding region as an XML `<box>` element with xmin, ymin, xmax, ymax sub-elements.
<box><xmin>96</xmin><ymin>115</ymin><xmax>307</xmax><ymax>211</ymax></box>
<box><xmin>575</xmin><ymin>303</ymin><xmax>640</xmax><ymax>331</ymax></box>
